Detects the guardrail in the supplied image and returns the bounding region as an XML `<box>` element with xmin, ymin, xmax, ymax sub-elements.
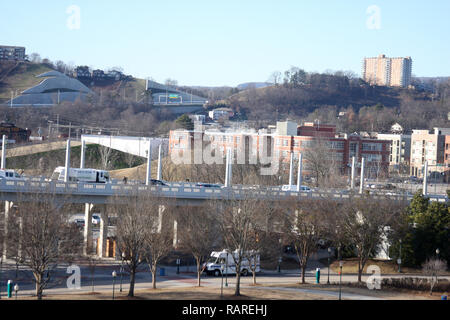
<box><xmin>2</xmin><ymin>179</ymin><xmax>441</xmax><ymax>203</ymax></box>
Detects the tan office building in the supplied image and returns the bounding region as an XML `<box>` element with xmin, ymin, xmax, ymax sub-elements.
<box><xmin>362</xmin><ymin>54</ymin><xmax>412</xmax><ymax>87</ymax></box>
<box><xmin>410</xmin><ymin>128</ymin><xmax>450</xmax><ymax>177</ymax></box>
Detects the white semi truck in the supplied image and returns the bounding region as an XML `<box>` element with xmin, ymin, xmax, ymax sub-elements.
<box><xmin>51</xmin><ymin>167</ymin><xmax>110</xmax><ymax>183</ymax></box>
<box><xmin>204</xmin><ymin>249</ymin><xmax>260</xmax><ymax>276</ymax></box>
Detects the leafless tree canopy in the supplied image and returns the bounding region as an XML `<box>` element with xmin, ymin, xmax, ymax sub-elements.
<box><xmin>6</xmin><ymin>194</ymin><xmax>82</xmax><ymax>299</ymax></box>
<box><xmin>114</xmin><ymin>194</ymin><xmax>171</xmax><ymax>295</ymax></box>
<box><xmin>281</xmin><ymin>199</ymin><xmax>329</xmax><ymax>283</ymax></box>
<box><xmin>422</xmin><ymin>258</ymin><xmax>447</xmax><ymax>295</ymax></box>
<box><xmin>177</xmin><ymin>205</ymin><xmax>220</xmax><ymax>287</ymax></box>
<box><xmin>213</xmin><ymin>196</ymin><xmax>269</xmax><ymax>296</ymax></box>
<box><xmin>339</xmin><ymin>195</ymin><xmax>402</xmax><ymax>282</ymax></box>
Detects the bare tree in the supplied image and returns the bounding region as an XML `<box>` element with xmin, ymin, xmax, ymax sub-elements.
<box><xmin>98</xmin><ymin>145</ymin><xmax>117</xmax><ymax>170</ymax></box>
<box><xmin>114</xmin><ymin>193</ymin><xmax>161</xmax><ymax>297</ymax></box>
<box><xmin>340</xmin><ymin>195</ymin><xmax>402</xmax><ymax>283</ymax></box>
<box><xmin>213</xmin><ymin>195</ymin><xmax>265</xmax><ymax>296</ymax></box>
<box><xmin>422</xmin><ymin>258</ymin><xmax>447</xmax><ymax>295</ymax></box>
<box><xmin>87</xmin><ymin>255</ymin><xmax>98</xmax><ymax>293</ymax></box>
<box><xmin>143</xmin><ymin>199</ymin><xmax>173</xmax><ymax>290</ymax></box>
<box><xmin>244</xmin><ymin>201</ymin><xmax>282</xmax><ymax>285</ymax></box>
<box><xmin>177</xmin><ymin>205</ymin><xmax>219</xmax><ymax>287</ymax></box>
<box><xmin>303</xmin><ymin>139</ymin><xmax>340</xmax><ymax>188</ymax></box>
<box><xmin>282</xmin><ymin>199</ymin><xmax>328</xmax><ymax>284</ymax></box>
<box><xmin>6</xmin><ymin>194</ymin><xmax>82</xmax><ymax>299</ymax></box>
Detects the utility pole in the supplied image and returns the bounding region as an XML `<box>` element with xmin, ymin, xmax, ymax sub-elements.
<box><xmin>56</xmin><ymin>114</ymin><xmax>60</xmax><ymax>137</ymax></box>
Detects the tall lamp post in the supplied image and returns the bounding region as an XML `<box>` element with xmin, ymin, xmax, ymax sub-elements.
<box><xmin>225</xmin><ymin>251</ymin><xmax>228</xmax><ymax>287</ymax></box>
<box><xmin>120</xmin><ymin>252</ymin><xmax>125</xmax><ymax>293</ymax></box>
<box><xmin>112</xmin><ymin>270</ymin><xmax>117</xmax><ymax>300</ymax></box>
<box><xmin>436</xmin><ymin>248</ymin><xmax>440</xmax><ymax>259</ymax></box>
<box><xmin>338</xmin><ymin>261</ymin><xmax>343</xmax><ymax>300</ymax></box>
<box><xmin>0</xmin><ymin>256</ymin><xmax>2</xmax><ymax>300</ymax></box>
<box><xmin>220</xmin><ymin>264</ymin><xmax>224</xmax><ymax>299</ymax></box>
<box><xmin>327</xmin><ymin>248</ymin><xmax>331</xmax><ymax>284</ymax></box>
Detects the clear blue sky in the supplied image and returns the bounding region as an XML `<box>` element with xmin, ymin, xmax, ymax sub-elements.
<box><xmin>1</xmin><ymin>1</ymin><xmax>449</xmax><ymax>86</ymax></box>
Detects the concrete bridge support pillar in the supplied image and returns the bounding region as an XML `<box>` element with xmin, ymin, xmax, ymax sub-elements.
<box><xmin>80</xmin><ymin>139</ymin><xmax>86</xmax><ymax>169</ymax></box>
<box><xmin>2</xmin><ymin>200</ymin><xmax>14</xmax><ymax>260</ymax></box>
<box><xmin>83</xmin><ymin>203</ymin><xmax>94</xmax><ymax>255</ymax></box>
<box><xmin>157</xmin><ymin>205</ymin><xmax>165</xmax><ymax>233</ymax></box>
<box><xmin>288</xmin><ymin>152</ymin><xmax>294</xmax><ymax>186</ymax></box>
<box><xmin>17</xmin><ymin>216</ymin><xmax>23</xmax><ymax>260</ymax></box>
<box><xmin>98</xmin><ymin>206</ymin><xmax>108</xmax><ymax>258</ymax></box>
<box><xmin>157</xmin><ymin>144</ymin><xmax>162</xmax><ymax>181</ymax></box>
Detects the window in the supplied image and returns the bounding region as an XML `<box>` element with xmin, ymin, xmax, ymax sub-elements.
<box><xmin>330</xmin><ymin>141</ymin><xmax>345</xmax><ymax>149</ymax></box>
<box><xmin>282</xmin><ymin>139</ymin><xmax>289</xmax><ymax>146</ymax></box>
<box><xmin>362</xmin><ymin>143</ymin><xmax>382</xmax><ymax>151</ymax></box>
<box><xmin>365</xmin><ymin>154</ymin><xmax>382</xmax><ymax>162</ymax></box>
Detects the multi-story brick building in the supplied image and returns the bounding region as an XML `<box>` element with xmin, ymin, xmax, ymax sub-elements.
<box><xmin>0</xmin><ymin>46</ymin><xmax>26</xmax><ymax>61</ymax></box>
<box><xmin>169</xmin><ymin>121</ymin><xmax>391</xmax><ymax>177</ymax></box>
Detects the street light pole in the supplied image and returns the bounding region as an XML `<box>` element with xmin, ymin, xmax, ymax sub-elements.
<box><xmin>0</xmin><ymin>257</ymin><xmax>2</xmax><ymax>300</ymax></box>
<box><xmin>225</xmin><ymin>252</ymin><xmax>228</xmax><ymax>287</ymax></box>
<box><xmin>112</xmin><ymin>271</ymin><xmax>117</xmax><ymax>300</ymax></box>
<box><xmin>120</xmin><ymin>253</ymin><xmax>125</xmax><ymax>293</ymax></box>
<box><xmin>327</xmin><ymin>248</ymin><xmax>331</xmax><ymax>284</ymax></box>
<box><xmin>339</xmin><ymin>261</ymin><xmax>343</xmax><ymax>300</ymax></box>
<box><xmin>220</xmin><ymin>265</ymin><xmax>224</xmax><ymax>299</ymax></box>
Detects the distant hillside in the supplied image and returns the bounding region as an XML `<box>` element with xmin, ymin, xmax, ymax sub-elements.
<box><xmin>237</xmin><ymin>82</ymin><xmax>272</xmax><ymax>90</ymax></box>
<box><xmin>227</xmin><ymin>80</ymin><xmax>435</xmax><ymax>123</ymax></box>
<box><xmin>0</xmin><ymin>61</ymin><xmax>53</xmax><ymax>102</ymax></box>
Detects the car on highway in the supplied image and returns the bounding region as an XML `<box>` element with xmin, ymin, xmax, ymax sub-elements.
<box><xmin>149</xmin><ymin>179</ymin><xmax>168</xmax><ymax>186</ymax></box>
<box><xmin>281</xmin><ymin>185</ymin><xmax>312</xmax><ymax>192</ymax></box>
<box><xmin>195</xmin><ymin>182</ymin><xmax>222</xmax><ymax>188</ymax></box>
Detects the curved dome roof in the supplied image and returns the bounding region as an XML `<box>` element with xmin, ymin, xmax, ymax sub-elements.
<box><xmin>22</xmin><ymin>72</ymin><xmax>92</xmax><ymax>94</ymax></box>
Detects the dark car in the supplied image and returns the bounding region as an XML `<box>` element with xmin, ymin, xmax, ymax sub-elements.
<box><xmin>195</xmin><ymin>182</ymin><xmax>221</xmax><ymax>188</ymax></box>
<box><xmin>150</xmin><ymin>179</ymin><xmax>167</xmax><ymax>186</ymax></box>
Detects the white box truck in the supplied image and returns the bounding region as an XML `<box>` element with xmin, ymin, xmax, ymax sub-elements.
<box><xmin>204</xmin><ymin>249</ymin><xmax>260</xmax><ymax>276</ymax></box>
<box><xmin>50</xmin><ymin>166</ymin><xmax>110</xmax><ymax>183</ymax></box>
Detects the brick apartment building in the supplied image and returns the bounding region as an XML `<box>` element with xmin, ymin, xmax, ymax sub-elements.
<box><xmin>169</xmin><ymin>121</ymin><xmax>391</xmax><ymax>177</ymax></box>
